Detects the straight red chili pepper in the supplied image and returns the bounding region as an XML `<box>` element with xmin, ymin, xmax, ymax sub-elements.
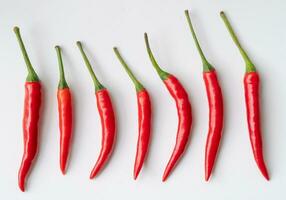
<box><xmin>77</xmin><ymin>41</ymin><xmax>116</xmax><ymax>179</ymax></box>
<box><xmin>220</xmin><ymin>11</ymin><xmax>269</xmax><ymax>180</ymax></box>
<box><xmin>14</xmin><ymin>27</ymin><xmax>42</xmax><ymax>192</ymax></box>
<box><xmin>144</xmin><ymin>33</ymin><xmax>192</xmax><ymax>181</ymax></box>
<box><xmin>185</xmin><ymin>10</ymin><xmax>224</xmax><ymax>181</ymax></box>
<box><xmin>55</xmin><ymin>46</ymin><xmax>73</xmax><ymax>175</ymax></box>
<box><xmin>113</xmin><ymin>47</ymin><xmax>152</xmax><ymax>180</ymax></box>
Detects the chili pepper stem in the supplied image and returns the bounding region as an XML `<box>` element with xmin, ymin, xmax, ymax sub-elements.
<box><xmin>55</xmin><ymin>46</ymin><xmax>69</xmax><ymax>89</ymax></box>
<box><xmin>113</xmin><ymin>47</ymin><xmax>144</xmax><ymax>92</ymax></box>
<box><xmin>76</xmin><ymin>41</ymin><xmax>105</xmax><ymax>91</ymax></box>
<box><xmin>13</xmin><ymin>26</ymin><xmax>39</xmax><ymax>82</ymax></box>
<box><xmin>184</xmin><ymin>10</ymin><xmax>214</xmax><ymax>72</ymax></box>
<box><xmin>144</xmin><ymin>33</ymin><xmax>170</xmax><ymax>80</ymax></box>
<box><xmin>220</xmin><ymin>11</ymin><xmax>256</xmax><ymax>73</ymax></box>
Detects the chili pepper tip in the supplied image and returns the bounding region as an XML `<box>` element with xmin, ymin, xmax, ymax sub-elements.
<box><xmin>19</xmin><ymin>186</ymin><xmax>25</xmax><ymax>192</ymax></box>
<box><xmin>162</xmin><ymin>168</ymin><xmax>171</xmax><ymax>182</ymax></box>
<box><xmin>265</xmin><ymin>174</ymin><xmax>270</xmax><ymax>181</ymax></box>
<box><xmin>260</xmin><ymin>168</ymin><xmax>270</xmax><ymax>181</ymax></box>
<box><xmin>55</xmin><ymin>45</ymin><xmax>60</xmax><ymax>50</ymax></box>
<box><xmin>134</xmin><ymin>166</ymin><xmax>141</xmax><ymax>180</ymax></box>
<box><xmin>18</xmin><ymin>179</ymin><xmax>25</xmax><ymax>192</ymax></box>
<box><xmin>60</xmin><ymin>167</ymin><xmax>67</xmax><ymax>175</ymax></box>
<box><xmin>205</xmin><ymin>172</ymin><xmax>211</xmax><ymax>181</ymax></box>
<box><xmin>220</xmin><ymin>11</ymin><xmax>225</xmax><ymax>16</ymax></box>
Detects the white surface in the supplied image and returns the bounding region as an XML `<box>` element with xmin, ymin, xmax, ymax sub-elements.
<box><xmin>0</xmin><ymin>0</ymin><xmax>285</xmax><ymax>199</ymax></box>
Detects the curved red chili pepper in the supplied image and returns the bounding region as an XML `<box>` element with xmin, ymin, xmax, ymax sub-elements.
<box><xmin>14</xmin><ymin>27</ymin><xmax>42</xmax><ymax>192</ymax></box>
<box><xmin>77</xmin><ymin>41</ymin><xmax>116</xmax><ymax>179</ymax></box>
<box><xmin>90</xmin><ymin>89</ymin><xmax>116</xmax><ymax>178</ymax></box>
<box><xmin>144</xmin><ymin>33</ymin><xmax>192</xmax><ymax>181</ymax></box>
<box><xmin>19</xmin><ymin>82</ymin><xmax>41</xmax><ymax>192</ymax></box>
<box><xmin>203</xmin><ymin>72</ymin><xmax>223</xmax><ymax>180</ymax></box>
<box><xmin>114</xmin><ymin>47</ymin><xmax>152</xmax><ymax>179</ymax></box>
<box><xmin>134</xmin><ymin>90</ymin><xmax>151</xmax><ymax>179</ymax></box>
<box><xmin>244</xmin><ymin>72</ymin><xmax>269</xmax><ymax>180</ymax></box>
<box><xmin>221</xmin><ymin>11</ymin><xmax>269</xmax><ymax>180</ymax></box>
<box><xmin>185</xmin><ymin>10</ymin><xmax>224</xmax><ymax>181</ymax></box>
<box><xmin>57</xmin><ymin>89</ymin><xmax>72</xmax><ymax>174</ymax></box>
<box><xmin>55</xmin><ymin>46</ymin><xmax>73</xmax><ymax>174</ymax></box>
<box><xmin>162</xmin><ymin>75</ymin><xmax>192</xmax><ymax>181</ymax></box>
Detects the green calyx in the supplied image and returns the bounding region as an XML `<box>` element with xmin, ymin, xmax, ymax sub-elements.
<box><xmin>55</xmin><ymin>46</ymin><xmax>69</xmax><ymax>89</ymax></box>
<box><xmin>220</xmin><ymin>11</ymin><xmax>256</xmax><ymax>73</ymax></box>
<box><xmin>144</xmin><ymin>33</ymin><xmax>170</xmax><ymax>80</ymax></box>
<box><xmin>184</xmin><ymin>10</ymin><xmax>214</xmax><ymax>72</ymax></box>
<box><xmin>113</xmin><ymin>47</ymin><xmax>144</xmax><ymax>92</ymax></box>
<box><xmin>76</xmin><ymin>41</ymin><xmax>105</xmax><ymax>91</ymax></box>
<box><xmin>13</xmin><ymin>26</ymin><xmax>39</xmax><ymax>82</ymax></box>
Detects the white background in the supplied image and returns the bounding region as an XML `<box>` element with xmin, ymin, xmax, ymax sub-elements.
<box><xmin>0</xmin><ymin>0</ymin><xmax>285</xmax><ymax>199</ymax></box>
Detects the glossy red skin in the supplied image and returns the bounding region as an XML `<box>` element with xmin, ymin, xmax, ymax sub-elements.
<box><xmin>18</xmin><ymin>82</ymin><xmax>41</xmax><ymax>192</ymax></box>
<box><xmin>203</xmin><ymin>71</ymin><xmax>224</xmax><ymax>181</ymax></box>
<box><xmin>57</xmin><ymin>88</ymin><xmax>73</xmax><ymax>175</ymax></box>
<box><xmin>162</xmin><ymin>75</ymin><xmax>192</xmax><ymax>181</ymax></box>
<box><xmin>244</xmin><ymin>72</ymin><xmax>269</xmax><ymax>180</ymax></box>
<box><xmin>133</xmin><ymin>89</ymin><xmax>152</xmax><ymax>179</ymax></box>
<box><xmin>90</xmin><ymin>89</ymin><xmax>116</xmax><ymax>179</ymax></box>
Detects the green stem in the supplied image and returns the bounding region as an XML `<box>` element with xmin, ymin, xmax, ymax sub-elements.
<box><xmin>76</xmin><ymin>41</ymin><xmax>104</xmax><ymax>91</ymax></box>
<box><xmin>144</xmin><ymin>33</ymin><xmax>170</xmax><ymax>80</ymax></box>
<box><xmin>13</xmin><ymin>26</ymin><xmax>39</xmax><ymax>82</ymax></box>
<box><xmin>113</xmin><ymin>47</ymin><xmax>144</xmax><ymax>92</ymax></box>
<box><xmin>55</xmin><ymin>46</ymin><xmax>69</xmax><ymax>89</ymax></box>
<box><xmin>184</xmin><ymin>10</ymin><xmax>214</xmax><ymax>72</ymax></box>
<box><xmin>220</xmin><ymin>11</ymin><xmax>256</xmax><ymax>73</ymax></box>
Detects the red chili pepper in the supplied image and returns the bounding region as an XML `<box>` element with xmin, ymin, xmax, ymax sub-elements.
<box><xmin>14</xmin><ymin>27</ymin><xmax>42</xmax><ymax>192</ymax></box>
<box><xmin>220</xmin><ymin>11</ymin><xmax>269</xmax><ymax>180</ymax></box>
<box><xmin>185</xmin><ymin>10</ymin><xmax>224</xmax><ymax>181</ymax></box>
<box><xmin>55</xmin><ymin>46</ymin><xmax>73</xmax><ymax>175</ymax></box>
<box><xmin>77</xmin><ymin>41</ymin><xmax>116</xmax><ymax>179</ymax></box>
<box><xmin>144</xmin><ymin>33</ymin><xmax>192</xmax><ymax>181</ymax></box>
<box><xmin>113</xmin><ymin>47</ymin><xmax>152</xmax><ymax>180</ymax></box>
